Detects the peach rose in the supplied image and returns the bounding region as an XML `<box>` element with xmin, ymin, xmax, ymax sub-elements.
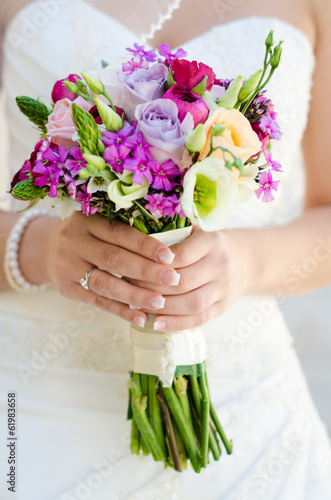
<box><xmin>46</xmin><ymin>96</ymin><xmax>92</xmax><ymax>149</ymax></box>
<box><xmin>199</xmin><ymin>107</ymin><xmax>261</xmax><ymax>164</ymax></box>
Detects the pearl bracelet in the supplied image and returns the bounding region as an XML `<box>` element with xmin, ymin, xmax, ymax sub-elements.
<box><xmin>4</xmin><ymin>207</ymin><xmax>53</xmax><ymax>293</ymax></box>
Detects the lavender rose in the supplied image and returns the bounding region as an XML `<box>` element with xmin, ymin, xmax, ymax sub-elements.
<box><xmin>135</xmin><ymin>98</ymin><xmax>194</xmax><ymax>158</ymax></box>
<box><xmin>118</xmin><ymin>64</ymin><xmax>168</xmax><ymax>120</ymax></box>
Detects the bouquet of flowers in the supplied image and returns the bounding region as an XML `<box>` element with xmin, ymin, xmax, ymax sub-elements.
<box><xmin>10</xmin><ymin>31</ymin><xmax>283</xmax><ymax>472</ymax></box>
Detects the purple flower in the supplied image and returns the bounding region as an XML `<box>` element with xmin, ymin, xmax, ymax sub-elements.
<box><xmin>144</xmin><ymin>193</ymin><xmax>175</xmax><ymax>219</ymax></box>
<box><xmin>31</xmin><ymin>143</ymin><xmax>69</xmax><ymax>198</ymax></box>
<box><xmin>101</xmin><ymin>125</ymin><xmax>136</xmax><ymax>149</ymax></box>
<box><xmin>151</xmin><ymin>160</ymin><xmax>180</xmax><ymax>191</ymax></box>
<box><xmin>127</xmin><ymin>43</ymin><xmax>157</xmax><ymax>62</ymax></box>
<box><xmin>118</xmin><ymin>64</ymin><xmax>168</xmax><ymax>120</ymax></box>
<box><xmin>122</xmin><ymin>56</ymin><xmax>149</xmax><ymax>75</ymax></box>
<box><xmin>159</xmin><ymin>43</ymin><xmax>187</xmax><ymax>62</ymax></box>
<box><xmin>125</xmin><ymin>149</ymin><xmax>154</xmax><ymax>185</ymax></box>
<box><xmin>103</xmin><ymin>144</ymin><xmax>131</xmax><ymax>174</ymax></box>
<box><xmin>264</xmin><ymin>149</ymin><xmax>283</xmax><ymax>173</ymax></box>
<box><xmin>51</xmin><ymin>74</ymin><xmax>81</xmax><ymax>103</ymax></box>
<box><xmin>65</xmin><ymin>147</ymin><xmax>86</xmax><ymax>176</ymax></box>
<box><xmin>259</xmin><ymin>111</ymin><xmax>282</xmax><ymax>141</ymax></box>
<box><xmin>255</xmin><ymin>170</ymin><xmax>280</xmax><ymax>202</ymax></box>
<box><xmin>135</xmin><ymin>98</ymin><xmax>194</xmax><ymax>158</ymax></box>
<box><xmin>75</xmin><ymin>184</ymin><xmax>99</xmax><ymax>216</ymax></box>
<box><xmin>162</xmin><ymin>84</ymin><xmax>209</xmax><ymax>127</ymax></box>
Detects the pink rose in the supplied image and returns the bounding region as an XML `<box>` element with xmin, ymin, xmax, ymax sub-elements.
<box><xmin>162</xmin><ymin>84</ymin><xmax>209</xmax><ymax>127</ymax></box>
<box><xmin>46</xmin><ymin>96</ymin><xmax>92</xmax><ymax>149</ymax></box>
<box><xmin>170</xmin><ymin>59</ymin><xmax>216</xmax><ymax>92</ymax></box>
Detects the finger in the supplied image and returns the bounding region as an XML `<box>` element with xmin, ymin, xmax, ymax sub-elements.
<box><xmin>151</xmin><ymin>301</ymin><xmax>225</xmax><ymax>333</ymax></box>
<box><xmin>141</xmin><ymin>282</ymin><xmax>218</xmax><ymax>316</ymax></box>
<box><xmin>87</xmin><ymin>268</ymin><xmax>166</xmax><ymax>310</ymax></box>
<box><xmin>78</xmin><ymin>235</ymin><xmax>181</xmax><ymax>287</ymax></box>
<box><xmin>87</xmin><ymin>216</ymin><xmax>176</xmax><ymax>265</ymax></box>
<box><xmin>67</xmin><ymin>281</ymin><xmax>148</xmax><ymax>328</ymax></box>
<box><xmin>170</xmin><ymin>229</ymin><xmax>217</xmax><ymax>268</ymax></box>
<box><xmin>128</xmin><ymin>256</ymin><xmax>215</xmax><ymax>295</ymax></box>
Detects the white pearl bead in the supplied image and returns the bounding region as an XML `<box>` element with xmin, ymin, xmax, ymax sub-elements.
<box><xmin>165</xmin><ymin>338</ymin><xmax>174</xmax><ymax>349</ymax></box>
<box><xmin>9</xmin><ymin>242</ymin><xmax>18</xmax><ymax>251</ymax></box>
<box><xmin>23</xmin><ymin>283</ymin><xmax>30</xmax><ymax>291</ymax></box>
<box><xmin>165</xmin><ymin>350</ymin><xmax>173</xmax><ymax>361</ymax></box>
<box><xmin>165</xmin><ymin>363</ymin><xmax>175</xmax><ymax>375</ymax></box>
<box><xmin>12</xmin><ymin>269</ymin><xmax>20</xmax><ymax>279</ymax></box>
<box><xmin>11</xmin><ymin>233</ymin><xmax>20</xmax><ymax>242</ymax></box>
<box><xmin>9</xmin><ymin>259</ymin><xmax>17</xmax><ymax>270</ymax></box>
<box><xmin>9</xmin><ymin>251</ymin><xmax>16</xmax><ymax>259</ymax></box>
<box><xmin>17</xmin><ymin>276</ymin><xmax>25</xmax><ymax>286</ymax></box>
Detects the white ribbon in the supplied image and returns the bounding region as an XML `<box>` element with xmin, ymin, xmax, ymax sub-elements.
<box><xmin>130</xmin><ymin>325</ymin><xmax>207</xmax><ymax>387</ymax></box>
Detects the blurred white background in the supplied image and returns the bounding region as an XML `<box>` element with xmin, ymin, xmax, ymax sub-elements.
<box><xmin>0</xmin><ymin>91</ymin><xmax>330</xmax><ymax>437</ymax></box>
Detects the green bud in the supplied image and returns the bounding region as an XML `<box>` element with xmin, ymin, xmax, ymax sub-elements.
<box><xmin>133</xmin><ymin>218</ymin><xmax>150</xmax><ymax>234</ymax></box>
<box><xmin>191</xmin><ymin>75</ymin><xmax>208</xmax><ymax>96</ymax></box>
<box><xmin>270</xmin><ymin>42</ymin><xmax>283</xmax><ymax>69</ymax></box>
<box><xmin>217</xmin><ymin>75</ymin><xmax>243</xmax><ymax>109</ymax></box>
<box><xmin>11</xmin><ymin>179</ymin><xmax>45</xmax><ymax>200</ymax></box>
<box><xmin>83</xmin><ymin>154</ymin><xmax>106</xmax><ymax>171</ymax></box>
<box><xmin>15</xmin><ymin>96</ymin><xmax>52</xmax><ymax>134</ymax></box>
<box><xmin>81</xmin><ymin>72</ymin><xmax>105</xmax><ymax>94</ymax></box>
<box><xmin>94</xmin><ymin>96</ymin><xmax>123</xmax><ymax>132</ymax></box>
<box><xmin>237</xmin><ymin>69</ymin><xmax>263</xmax><ymax>103</ymax></box>
<box><xmin>167</xmin><ymin>69</ymin><xmax>176</xmax><ymax>89</ymax></box>
<box><xmin>162</xmin><ymin>221</ymin><xmax>177</xmax><ymax>232</ymax></box>
<box><xmin>185</xmin><ymin>124</ymin><xmax>207</xmax><ymax>153</ymax></box>
<box><xmin>265</xmin><ymin>30</ymin><xmax>274</xmax><ymax>48</ymax></box>
<box><xmin>65</xmin><ymin>81</ymin><xmax>79</xmax><ymax>94</ymax></box>
<box><xmin>98</xmin><ymin>139</ymin><xmax>106</xmax><ymax>153</ymax></box>
<box><xmin>211</xmin><ymin>124</ymin><xmax>226</xmax><ymax>137</ymax></box>
<box><xmin>78</xmin><ymin>168</ymin><xmax>91</xmax><ymax>179</ymax></box>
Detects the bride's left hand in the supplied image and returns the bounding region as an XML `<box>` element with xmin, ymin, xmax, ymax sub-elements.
<box><xmin>129</xmin><ymin>228</ymin><xmax>249</xmax><ymax>332</ymax></box>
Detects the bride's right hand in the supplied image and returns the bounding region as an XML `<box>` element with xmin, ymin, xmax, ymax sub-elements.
<box><xmin>20</xmin><ymin>211</ymin><xmax>179</xmax><ymax>327</ymax></box>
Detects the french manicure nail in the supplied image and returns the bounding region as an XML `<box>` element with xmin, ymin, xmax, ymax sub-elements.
<box><xmin>148</xmin><ymin>295</ymin><xmax>166</xmax><ymax>309</ymax></box>
<box><xmin>134</xmin><ymin>316</ymin><xmax>146</xmax><ymax>328</ymax></box>
<box><xmin>154</xmin><ymin>320</ymin><xmax>166</xmax><ymax>332</ymax></box>
<box><xmin>129</xmin><ymin>304</ymin><xmax>141</xmax><ymax>310</ymax></box>
<box><xmin>161</xmin><ymin>270</ymin><xmax>180</xmax><ymax>286</ymax></box>
<box><xmin>157</xmin><ymin>248</ymin><xmax>175</xmax><ymax>265</ymax></box>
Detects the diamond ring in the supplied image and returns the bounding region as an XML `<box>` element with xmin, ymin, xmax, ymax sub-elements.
<box><xmin>79</xmin><ymin>267</ymin><xmax>96</xmax><ymax>291</ymax></box>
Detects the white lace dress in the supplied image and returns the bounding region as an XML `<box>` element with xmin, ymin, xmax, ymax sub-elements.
<box><xmin>0</xmin><ymin>2</ymin><xmax>331</xmax><ymax>499</ymax></box>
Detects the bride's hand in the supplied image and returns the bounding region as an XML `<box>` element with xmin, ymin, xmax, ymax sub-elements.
<box><xmin>20</xmin><ymin>211</ymin><xmax>180</xmax><ymax>327</ymax></box>
<box><xmin>129</xmin><ymin>228</ymin><xmax>249</xmax><ymax>332</ymax></box>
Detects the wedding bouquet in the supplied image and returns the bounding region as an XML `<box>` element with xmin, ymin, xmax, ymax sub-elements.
<box><xmin>10</xmin><ymin>31</ymin><xmax>283</xmax><ymax>472</ymax></box>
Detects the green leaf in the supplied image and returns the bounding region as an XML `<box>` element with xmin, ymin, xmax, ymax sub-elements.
<box><xmin>16</xmin><ymin>96</ymin><xmax>52</xmax><ymax>134</ymax></box>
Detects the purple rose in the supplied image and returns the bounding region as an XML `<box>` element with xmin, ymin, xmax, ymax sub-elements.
<box><xmin>162</xmin><ymin>84</ymin><xmax>209</xmax><ymax>127</ymax></box>
<box><xmin>135</xmin><ymin>98</ymin><xmax>194</xmax><ymax>158</ymax></box>
<box><xmin>118</xmin><ymin>63</ymin><xmax>168</xmax><ymax>120</ymax></box>
<box><xmin>51</xmin><ymin>74</ymin><xmax>81</xmax><ymax>103</ymax></box>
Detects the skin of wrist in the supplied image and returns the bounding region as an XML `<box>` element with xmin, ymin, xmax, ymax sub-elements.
<box><xmin>19</xmin><ymin>214</ymin><xmax>61</xmax><ymax>285</ymax></box>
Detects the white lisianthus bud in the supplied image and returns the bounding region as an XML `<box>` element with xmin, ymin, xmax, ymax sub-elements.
<box><xmin>237</xmin><ymin>70</ymin><xmax>263</xmax><ymax>104</ymax></box>
<box><xmin>107</xmin><ymin>179</ymin><xmax>149</xmax><ymax>211</ymax></box>
<box><xmin>94</xmin><ymin>97</ymin><xmax>123</xmax><ymax>132</ymax></box>
<box><xmin>81</xmin><ymin>72</ymin><xmax>105</xmax><ymax>94</ymax></box>
<box><xmin>185</xmin><ymin>124</ymin><xmax>207</xmax><ymax>153</ymax></box>
<box><xmin>83</xmin><ymin>153</ymin><xmax>106</xmax><ymax>171</ymax></box>
<box><xmin>217</xmin><ymin>75</ymin><xmax>243</xmax><ymax>109</ymax></box>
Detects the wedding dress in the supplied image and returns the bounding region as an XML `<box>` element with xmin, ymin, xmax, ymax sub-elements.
<box><xmin>1</xmin><ymin>1</ymin><xmax>331</xmax><ymax>499</ymax></box>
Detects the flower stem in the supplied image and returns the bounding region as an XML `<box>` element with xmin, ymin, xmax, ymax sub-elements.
<box><xmin>148</xmin><ymin>376</ymin><xmax>166</xmax><ymax>458</ymax></box>
<box><xmin>130</xmin><ymin>374</ymin><xmax>166</xmax><ymax>462</ymax></box>
<box><xmin>134</xmin><ymin>201</ymin><xmax>163</xmax><ymax>231</ymax></box>
<box><xmin>162</xmin><ymin>386</ymin><xmax>201</xmax><ymax>473</ymax></box>
<box><xmin>157</xmin><ymin>388</ymin><xmax>183</xmax><ymax>472</ymax></box>
<box><xmin>205</xmin><ymin>374</ymin><xmax>233</xmax><ymax>455</ymax></box>
<box><xmin>130</xmin><ymin>416</ymin><xmax>140</xmax><ymax>455</ymax></box>
<box><xmin>198</xmin><ymin>372</ymin><xmax>210</xmax><ymax>468</ymax></box>
<box><xmin>140</xmin><ymin>374</ymin><xmax>150</xmax><ymax>456</ymax></box>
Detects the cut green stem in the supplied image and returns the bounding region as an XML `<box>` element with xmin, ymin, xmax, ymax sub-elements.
<box><xmin>148</xmin><ymin>376</ymin><xmax>166</xmax><ymax>458</ymax></box>
<box><xmin>198</xmin><ymin>373</ymin><xmax>210</xmax><ymax>468</ymax></box>
<box><xmin>157</xmin><ymin>389</ymin><xmax>183</xmax><ymax>472</ymax></box>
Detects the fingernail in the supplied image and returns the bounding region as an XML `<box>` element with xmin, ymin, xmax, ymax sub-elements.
<box><xmin>154</xmin><ymin>320</ymin><xmax>166</xmax><ymax>332</ymax></box>
<box><xmin>133</xmin><ymin>316</ymin><xmax>146</xmax><ymax>328</ymax></box>
<box><xmin>148</xmin><ymin>295</ymin><xmax>166</xmax><ymax>309</ymax></box>
<box><xmin>161</xmin><ymin>270</ymin><xmax>180</xmax><ymax>286</ymax></box>
<box><xmin>130</xmin><ymin>304</ymin><xmax>141</xmax><ymax>310</ymax></box>
<box><xmin>157</xmin><ymin>248</ymin><xmax>175</xmax><ymax>265</ymax></box>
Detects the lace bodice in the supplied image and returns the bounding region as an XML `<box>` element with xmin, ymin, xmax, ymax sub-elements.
<box><xmin>0</xmin><ymin>2</ymin><xmax>316</xmax><ymax>377</ymax></box>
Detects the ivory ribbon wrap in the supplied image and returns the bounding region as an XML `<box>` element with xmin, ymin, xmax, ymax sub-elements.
<box><xmin>130</xmin><ymin>226</ymin><xmax>207</xmax><ymax>387</ymax></box>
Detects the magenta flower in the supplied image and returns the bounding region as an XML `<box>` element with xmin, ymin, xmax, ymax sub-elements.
<box><xmin>127</xmin><ymin>43</ymin><xmax>157</xmax><ymax>62</ymax></box>
<box><xmin>163</xmin><ymin>84</ymin><xmax>209</xmax><ymax>127</ymax></box>
<box><xmin>255</xmin><ymin>170</ymin><xmax>280</xmax><ymax>202</ymax></box>
<box><xmin>51</xmin><ymin>74</ymin><xmax>81</xmax><ymax>103</ymax></box>
<box><xmin>122</xmin><ymin>56</ymin><xmax>149</xmax><ymax>74</ymax></box>
<box><xmin>125</xmin><ymin>150</ymin><xmax>154</xmax><ymax>185</ymax></box>
<box><xmin>264</xmin><ymin>149</ymin><xmax>283</xmax><ymax>173</ymax></box>
<box><xmin>103</xmin><ymin>144</ymin><xmax>131</xmax><ymax>174</ymax></box>
<box><xmin>65</xmin><ymin>147</ymin><xmax>86</xmax><ymax>176</ymax></box>
<box><xmin>102</xmin><ymin>126</ymin><xmax>136</xmax><ymax>149</ymax></box>
<box><xmin>131</xmin><ymin>131</ymin><xmax>153</xmax><ymax>161</ymax></box>
<box><xmin>151</xmin><ymin>159</ymin><xmax>180</xmax><ymax>191</ymax></box>
<box><xmin>75</xmin><ymin>184</ymin><xmax>99</xmax><ymax>216</ymax></box>
<box><xmin>159</xmin><ymin>43</ymin><xmax>187</xmax><ymax>62</ymax></box>
<box><xmin>144</xmin><ymin>193</ymin><xmax>175</xmax><ymax>219</ymax></box>
<box><xmin>31</xmin><ymin>144</ymin><xmax>69</xmax><ymax>198</ymax></box>
<box><xmin>170</xmin><ymin>59</ymin><xmax>216</xmax><ymax>92</ymax></box>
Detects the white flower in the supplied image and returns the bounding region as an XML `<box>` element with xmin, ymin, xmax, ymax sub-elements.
<box><xmin>107</xmin><ymin>178</ymin><xmax>149</xmax><ymax>211</ymax></box>
<box><xmin>181</xmin><ymin>157</ymin><xmax>239</xmax><ymax>231</ymax></box>
<box><xmin>87</xmin><ymin>170</ymin><xmax>115</xmax><ymax>194</ymax></box>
